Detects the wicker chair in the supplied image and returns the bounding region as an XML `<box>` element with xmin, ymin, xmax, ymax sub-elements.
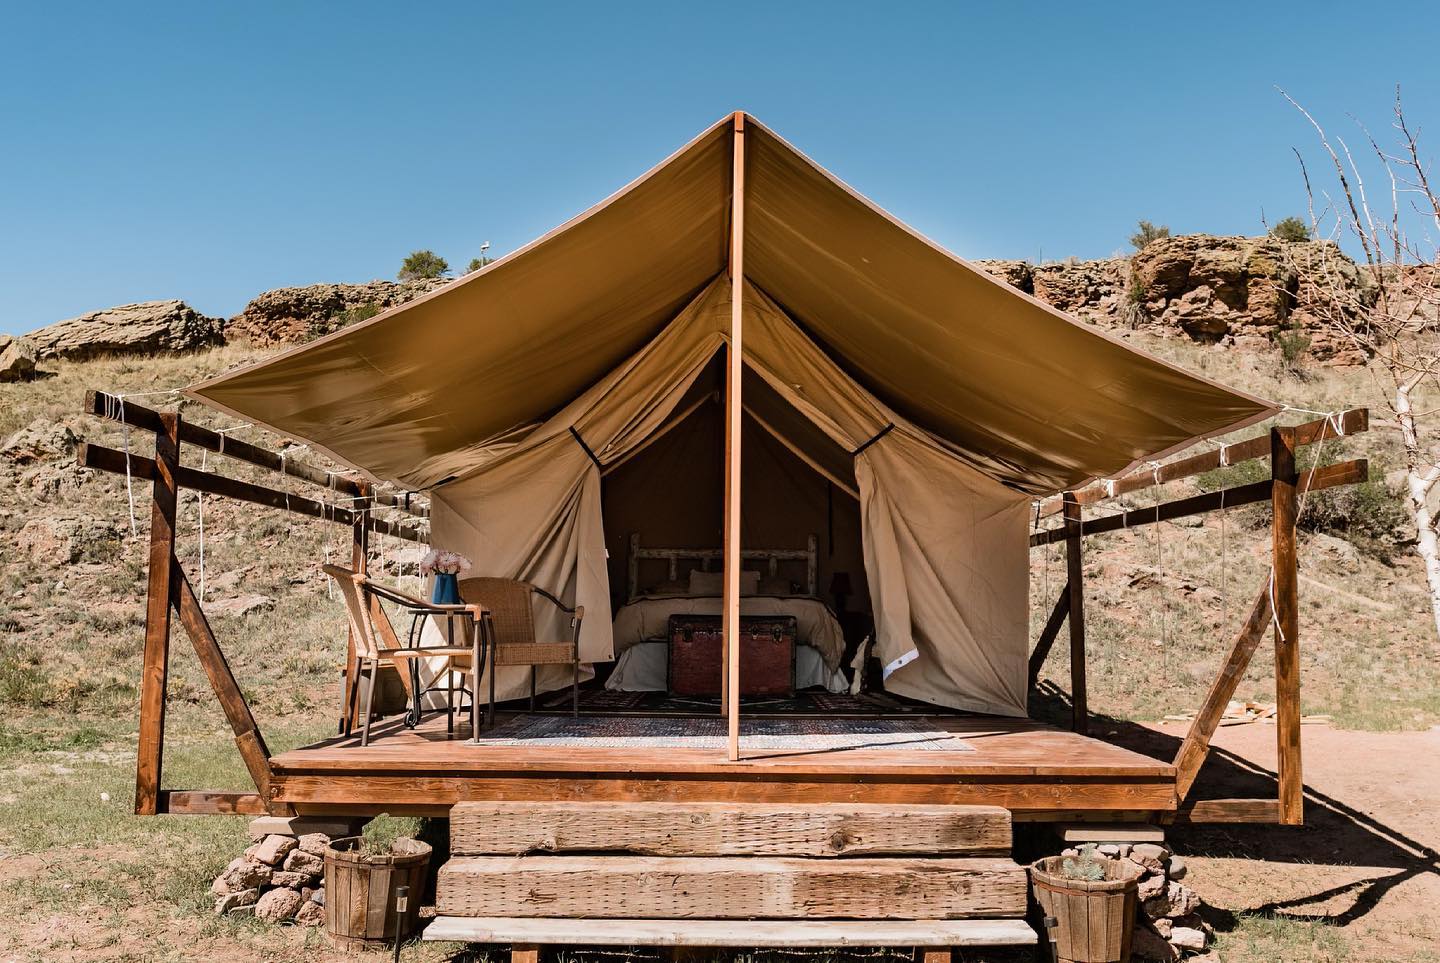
<box><xmin>458</xmin><ymin>577</ymin><xmax>584</xmax><ymax>727</ymax></box>
<box><xmin>323</xmin><ymin>564</ymin><xmax>483</xmax><ymax>746</ymax></box>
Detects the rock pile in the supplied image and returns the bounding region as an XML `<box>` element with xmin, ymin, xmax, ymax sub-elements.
<box><xmin>978</xmin><ymin>234</ymin><xmax>1375</xmax><ymax>364</ymax></box>
<box><xmin>24</xmin><ymin>300</ymin><xmax>225</xmax><ymax>361</ymax></box>
<box><xmin>211</xmin><ymin>830</ymin><xmax>332</xmax><ymax>925</ymax></box>
<box><xmin>225</xmin><ymin>278</ymin><xmax>450</xmax><ymax>346</ymax></box>
<box><xmin>1059</xmin><ymin>840</ymin><xmax>1209</xmax><ymax>960</ymax></box>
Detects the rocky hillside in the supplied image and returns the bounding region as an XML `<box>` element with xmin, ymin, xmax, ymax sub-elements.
<box><xmin>977</xmin><ymin>234</ymin><xmax>1370</xmax><ymax>364</ymax></box>
<box><xmin>0</xmin><ymin>234</ymin><xmax>1386</xmax><ymax>381</ymax></box>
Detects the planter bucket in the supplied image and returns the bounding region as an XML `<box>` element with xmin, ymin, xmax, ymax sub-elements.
<box><xmin>1031</xmin><ymin>855</ymin><xmax>1141</xmax><ymax>963</ymax></box>
<box><xmin>324</xmin><ymin>836</ymin><xmax>432</xmax><ymax>949</ymax></box>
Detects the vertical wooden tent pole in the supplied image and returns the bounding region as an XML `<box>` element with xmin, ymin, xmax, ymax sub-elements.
<box><xmin>1063</xmin><ymin>492</ymin><xmax>1088</xmax><ymax>735</ymax></box>
<box><xmin>1271</xmin><ymin>426</ymin><xmax>1303</xmax><ymax>824</ymax></box>
<box><xmin>135</xmin><ymin>412</ymin><xmax>180</xmax><ymax>815</ymax></box>
<box><xmin>724</xmin><ymin>110</ymin><xmax>746</xmax><ymax>762</ymax></box>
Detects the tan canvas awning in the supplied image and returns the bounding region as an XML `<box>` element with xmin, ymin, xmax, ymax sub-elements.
<box><xmin>190</xmin><ymin>113</ymin><xmax>1273</xmax><ymax>494</ymax></box>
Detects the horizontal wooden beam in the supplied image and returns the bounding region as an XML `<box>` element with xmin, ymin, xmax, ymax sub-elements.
<box><xmin>157</xmin><ymin>790</ymin><xmax>268</xmax><ymax>815</ymax></box>
<box><xmin>1039</xmin><ymin>408</ymin><xmax>1369</xmax><ymax>517</ymax></box>
<box><xmin>423</xmin><ymin>916</ymin><xmax>1038</xmax><ymax>948</ymax></box>
<box><xmin>85</xmin><ymin>389</ymin><xmax>427</xmax><ymax>518</ymax></box>
<box><xmin>1030</xmin><ymin>458</ymin><xmax>1368</xmax><ymax>547</ymax></box>
<box><xmin>78</xmin><ymin>443</ymin><xmax>426</xmax><ymax>543</ymax></box>
<box><xmin>449</xmin><ymin>801</ymin><xmax>1012</xmax><ymax>857</ymax></box>
<box><xmin>1172</xmin><ymin>798</ymin><xmax>1281</xmax><ymax>824</ymax></box>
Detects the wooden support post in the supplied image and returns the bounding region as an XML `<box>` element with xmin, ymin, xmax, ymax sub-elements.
<box><xmin>1171</xmin><ymin>584</ymin><xmax>1273</xmax><ymax>801</ymax></box>
<box><xmin>1063</xmin><ymin>493</ymin><xmax>1087</xmax><ymax>735</ymax></box>
<box><xmin>510</xmin><ymin>944</ymin><xmax>541</xmax><ymax>963</ymax></box>
<box><xmin>723</xmin><ymin>110</ymin><xmax>745</xmax><ymax>761</ymax></box>
<box><xmin>342</xmin><ymin>481</ymin><xmax>372</xmax><ymax>733</ymax></box>
<box><xmin>135</xmin><ymin>411</ymin><xmax>180</xmax><ymax>816</ymax></box>
<box><xmin>1271</xmin><ymin>426</ymin><xmax>1303</xmax><ymax>825</ymax></box>
<box><xmin>1027</xmin><ymin>583</ymin><xmax>1069</xmax><ymax>689</ymax></box>
<box><xmin>172</xmin><ymin>560</ymin><xmax>276</xmax><ymax>804</ymax></box>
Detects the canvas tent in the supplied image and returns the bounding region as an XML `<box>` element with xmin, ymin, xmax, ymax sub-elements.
<box><xmin>189</xmin><ymin>113</ymin><xmax>1274</xmax><ymax>718</ymax></box>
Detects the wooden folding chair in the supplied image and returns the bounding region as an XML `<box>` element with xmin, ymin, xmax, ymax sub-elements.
<box><xmin>458</xmin><ymin>577</ymin><xmax>583</xmax><ymax>728</ymax></box>
<box><xmin>324</xmin><ymin>564</ymin><xmax>484</xmax><ymax>746</ymax></box>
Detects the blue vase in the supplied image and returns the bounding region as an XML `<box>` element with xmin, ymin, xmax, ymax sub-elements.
<box><xmin>432</xmin><ymin>572</ymin><xmax>461</xmax><ymax>605</ymax></box>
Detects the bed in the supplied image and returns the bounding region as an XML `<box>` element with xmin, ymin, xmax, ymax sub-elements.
<box><xmin>606</xmin><ymin>534</ymin><xmax>849</xmax><ymax>693</ymax></box>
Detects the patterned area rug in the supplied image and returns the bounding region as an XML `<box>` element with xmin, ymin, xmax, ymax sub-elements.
<box><xmin>475</xmin><ymin>715</ymin><xmax>973</xmax><ymax>751</ymax></box>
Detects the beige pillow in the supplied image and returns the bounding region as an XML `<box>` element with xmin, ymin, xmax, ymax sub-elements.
<box><xmin>758</xmin><ymin>575</ymin><xmax>794</xmax><ymax>596</ymax></box>
<box><xmin>688</xmin><ymin>569</ymin><xmax>761</xmax><ymax>596</ymax></box>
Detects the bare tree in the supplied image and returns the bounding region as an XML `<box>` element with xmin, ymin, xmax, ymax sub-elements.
<box><xmin>1280</xmin><ymin>87</ymin><xmax>1440</xmax><ymax>637</ymax></box>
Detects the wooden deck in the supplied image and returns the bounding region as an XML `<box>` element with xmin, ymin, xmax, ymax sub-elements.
<box><xmin>269</xmin><ymin>711</ymin><xmax>1178</xmax><ymax>820</ymax></box>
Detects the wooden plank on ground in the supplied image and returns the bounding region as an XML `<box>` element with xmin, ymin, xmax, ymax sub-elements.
<box><xmin>423</xmin><ymin>916</ymin><xmax>1037</xmax><ymax>946</ymax></box>
<box><xmin>449</xmin><ymin>801</ymin><xmax>1012</xmax><ymax>857</ymax></box>
<box><xmin>1172</xmin><ymin>798</ymin><xmax>1281</xmax><ymax>824</ymax></box>
<box><xmin>157</xmin><ymin>790</ymin><xmax>267</xmax><ymax>815</ymax></box>
<box><xmin>436</xmin><ymin>855</ymin><xmax>1027</xmax><ymax>920</ymax></box>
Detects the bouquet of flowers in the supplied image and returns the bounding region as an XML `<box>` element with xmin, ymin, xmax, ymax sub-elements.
<box><xmin>419</xmin><ymin>549</ymin><xmax>472</xmax><ymax>577</ymax></box>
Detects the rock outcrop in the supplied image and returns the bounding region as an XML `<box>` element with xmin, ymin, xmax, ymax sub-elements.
<box><xmin>24</xmin><ymin>301</ymin><xmax>224</xmax><ymax>361</ymax></box>
<box><xmin>226</xmin><ymin>278</ymin><xmax>450</xmax><ymax>346</ymax></box>
<box><xmin>0</xmin><ymin>335</ymin><xmax>38</xmax><ymax>382</ymax></box>
<box><xmin>978</xmin><ymin>235</ymin><xmax>1376</xmax><ymax>365</ymax></box>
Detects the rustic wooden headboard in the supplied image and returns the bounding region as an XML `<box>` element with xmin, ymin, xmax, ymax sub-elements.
<box><xmin>627</xmin><ymin>533</ymin><xmax>818</xmax><ymax>602</ymax></box>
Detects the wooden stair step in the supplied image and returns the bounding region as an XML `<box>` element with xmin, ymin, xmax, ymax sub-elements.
<box><xmin>436</xmin><ymin>855</ymin><xmax>1028</xmax><ymax>920</ymax></box>
<box><xmin>449</xmin><ymin>801</ymin><xmax>1012</xmax><ymax>857</ymax></box>
<box><xmin>423</xmin><ymin>916</ymin><xmax>1038</xmax><ymax>947</ymax></box>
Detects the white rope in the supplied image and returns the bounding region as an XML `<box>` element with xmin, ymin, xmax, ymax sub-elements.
<box><xmin>103</xmin><ymin>394</ymin><xmax>139</xmax><ymax>539</ymax></box>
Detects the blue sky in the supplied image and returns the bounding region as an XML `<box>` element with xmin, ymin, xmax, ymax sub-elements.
<box><xmin>2</xmin><ymin>1</ymin><xmax>1435</xmax><ymax>335</ymax></box>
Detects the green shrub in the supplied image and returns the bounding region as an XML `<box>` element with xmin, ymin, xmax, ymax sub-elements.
<box><xmin>1270</xmin><ymin>216</ymin><xmax>1311</xmax><ymax>242</ymax></box>
<box><xmin>1300</xmin><ymin>478</ymin><xmax>1407</xmax><ymax>548</ymax></box>
<box><xmin>1129</xmin><ymin>220</ymin><xmax>1171</xmax><ymax>250</ymax></box>
<box><xmin>360</xmin><ymin>813</ymin><xmax>423</xmax><ymax>856</ymax></box>
<box><xmin>467</xmin><ymin>255</ymin><xmax>493</xmax><ymax>273</ymax></box>
<box><xmin>1123</xmin><ymin>272</ymin><xmax>1150</xmax><ymax>328</ymax></box>
<box><xmin>398</xmin><ymin>250</ymin><xmax>449</xmax><ymax>281</ymax></box>
<box><xmin>332</xmin><ymin>301</ymin><xmax>380</xmax><ymax>328</ymax></box>
<box><xmin>1274</xmin><ymin>322</ymin><xmax>1312</xmax><ymax>378</ymax></box>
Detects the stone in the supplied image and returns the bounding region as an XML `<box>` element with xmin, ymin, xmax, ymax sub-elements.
<box><xmin>1137</xmin><ymin>872</ymin><xmax>1167</xmax><ymax>902</ymax></box>
<box><xmin>300</xmin><ymin>886</ymin><xmax>317</xmax><ymax>903</ymax></box>
<box><xmin>1151</xmin><ymin>917</ymin><xmax>1173</xmax><ymax>939</ymax></box>
<box><xmin>311</xmin><ymin>885</ymin><xmax>325</xmax><ymax>907</ymax></box>
<box><xmin>294</xmin><ymin>899</ymin><xmax>325</xmax><ymax>926</ymax></box>
<box><xmin>1170</xmin><ymin>926</ymin><xmax>1208</xmax><ymax>951</ymax></box>
<box><xmin>214</xmin><ymin>887</ymin><xmax>260</xmax><ymax>915</ymax></box>
<box><xmin>0</xmin><ymin>335</ymin><xmax>38</xmax><ymax>382</ymax></box>
<box><xmin>250</xmin><ymin>834</ymin><xmax>297</xmax><ymax>866</ymax></box>
<box><xmin>207</xmin><ymin>594</ymin><xmax>276</xmax><ymax>618</ymax></box>
<box><xmin>218</xmin><ymin>857</ymin><xmax>272</xmax><ymax>892</ymax></box>
<box><xmin>975</xmin><ymin>259</ymin><xmax>1035</xmax><ymax>294</ymax></box>
<box><xmin>296</xmin><ymin>832</ymin><xmax>332</xmax><ymax>856</ymax></box>
<box><xmin>247</xmin><ymin>815</ymin><xmax>359</xmax><ymax>840</ymax></box>
<box><xmin>1130</xmin><ymin>851</ymin><xmax>1166</xmax><ymax>875</ymax></box>
<box><xmin>15</xmin><ymin>516</ymin><xmax>122</xmax><ymax>565</ymax></box>
<box><xmin>1097</xmin><ymin>844</ymin><xmax>1122</xmax><ymax>857</ymax></box>
<box><xmin>23</xmin><ymin>300</ymin><xmax>224</xmax><ymax>361</ymax></box>
<box><xmin>1145</xmin><ymin>881</ymin><xmax>1201</xmax><ymax>920</ymax></box>
<box><xmin>1131</xmin><ymin>925</ymin><xmax>1179</xmax><ymax>961</ymax></box>
<box><xmin>1166</xmin><ymin>854</ymin><xmax>1187</xmax><ymax>880</ymax></box>
<box><xmin>226</xmin><ymin>278</ymin><xmax>449</xmax><ymax>346</ymax></box>
<box><xmin>1131</xmin><ymin>842</ymin><xmax>1172</xmax><ymax>862</ymax></box>
<box><xmin>271</xmin><ymin>870</ymin><xmax>309</xmax><ymax>888</ymax></box>
<box><xmin>1061</xmin><ymin>847</ymin><xmax>1079</xmax><ymax>857</ymax></box>
<box><xmin>227</xmin><ymin>904</ymin><xmax>256</xmax><ymax>919</ymax></box>
<box><xmin>283</xmin><ymin>849</ymin><xmax>325</xmax><ymax>876</ymax></box>
<box><xmin>254</xmin><ymin>887</ymin><xmax>304</xmax><ymax>923</ymax></box>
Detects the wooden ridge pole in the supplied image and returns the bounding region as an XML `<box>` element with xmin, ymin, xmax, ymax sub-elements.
<box><xmin>1063</xmin><ymin>493</ymin><xmax>1088</xmax><ymax>734</ymax></box>
<box><xmin>135</xmin><ymin>412</ymin><xmax>180</xmax><ymax>815</ymax></box>
<box><xmin>1271</xmin><ymin>426</ymin><xmax>1303</xmax><ymax>824</ymax></box>
<box><xmin>724</xmin><ymin>110</ymin><xmax>745</xmax><ymax>761</ymax></box>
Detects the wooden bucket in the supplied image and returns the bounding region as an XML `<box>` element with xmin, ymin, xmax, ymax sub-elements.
<box><xmin>1030</xmin><ymin>855</ymin><xmax>1140</xmax><ymax>963</ymax></box>
<box><xmin>324</xmin><ymin>836</ymin><xmax>431</xmax><ymax>949</ymax></box>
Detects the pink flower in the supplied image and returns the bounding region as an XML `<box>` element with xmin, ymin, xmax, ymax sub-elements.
<box><xmin>419</xmin><ymin>548</ymin><xmax>473</xmax><ymax>576</ymax></box>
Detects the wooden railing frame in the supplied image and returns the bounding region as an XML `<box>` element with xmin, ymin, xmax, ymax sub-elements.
<box><xmin>1029</xmin><ymin>411</ymin><xmax>1371</xmax><ymax>826</ymax></box>
<box><xmin>80</xmin><ymin>392</ymin><xmax>430</xmax><ymax>816</ymax></box>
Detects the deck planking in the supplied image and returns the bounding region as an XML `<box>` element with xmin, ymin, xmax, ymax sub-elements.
<box><xmin>269</xmin><ymin>713</ymin><xmax>1177</xmax><ymax>817</ymax></box>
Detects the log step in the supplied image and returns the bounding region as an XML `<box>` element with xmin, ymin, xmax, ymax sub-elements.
<box><xmin>423</xmin><ymin>916</ymin><xmax>1038</xmax><ymax>947</ymax></box>
<box><xmin>449</xmin><ymin>801</ymin><xmax>1012</xmax><ymax>857</ymax></box>
<box><xmin>436</xmin><ymin>855</ymin><xmax>1028</xmax><ymax>920</ymax></box>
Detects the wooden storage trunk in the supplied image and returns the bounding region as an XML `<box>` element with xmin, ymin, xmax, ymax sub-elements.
<box><xmin>668</xmin><ymin>615</ymin><xmax>796</xmax><ymax>696</ymax></box>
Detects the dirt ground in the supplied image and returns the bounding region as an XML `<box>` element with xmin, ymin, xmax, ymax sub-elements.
<box><xmin>1132</xmin><ymin>722</ymin><xmax>1440</xmax><ymax>962</ymax></box>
